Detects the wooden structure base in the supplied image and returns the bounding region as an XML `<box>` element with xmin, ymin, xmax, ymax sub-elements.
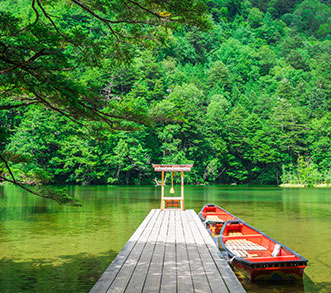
<box><xmin>89</xmin><ymin>209</ymin><xmax>246</xmax><ymax>293</ymax></box>
<box><xmin>165</xmin><ymin>199</ymin><xmax>180</xmax><ymax>208</ymax></box>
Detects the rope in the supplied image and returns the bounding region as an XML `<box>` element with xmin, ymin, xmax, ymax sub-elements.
<box><xmin>229</xmin><ymin>255</ymin><xmax>239</xmax><ymax>264</ymax></box>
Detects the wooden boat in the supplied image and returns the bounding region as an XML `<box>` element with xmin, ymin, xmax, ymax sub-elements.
<box><xmin>219</xmin><ymin>220</ymin><xmax>308</xmax><ymax>281</ymax></box>
<box><xmin>198</xmin><ymin>204</ymin><xmax>241</xmax><ymax>236</ymax></box>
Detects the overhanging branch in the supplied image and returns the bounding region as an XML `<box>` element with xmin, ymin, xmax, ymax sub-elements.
<box><xmin>0</xmin><ymin>49</ymin><xmax>46</xmax><ymax>75</ymax></box>
<box><xmin>0</xmin><ymin>101</ymin><xmax>39</xmax><ymax>110</ymax></box>
<box><xmin>0</xmin><ymin>153</ymin><xmax>17</xmax><ymax>183</ymax></box>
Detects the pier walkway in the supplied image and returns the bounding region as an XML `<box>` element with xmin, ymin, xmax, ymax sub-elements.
<box><xmin>90</xmin><ymin>209</ymin><xmax>245</xmax><ymax>293</ymax></box>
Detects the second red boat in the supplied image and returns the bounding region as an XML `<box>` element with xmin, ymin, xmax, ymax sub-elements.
<box><xmin>219</xmin><ymin>220</ymin><xmax>308</xmax><ymax>281</ymax></box>
<box><xmin>198</xmin><ymin>203</ymin><xmax>241</xmax><ymax>236</ymax></box>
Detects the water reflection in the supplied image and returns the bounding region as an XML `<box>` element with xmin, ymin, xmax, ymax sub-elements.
<box><xmin>0</xmin><ymin>185</ymin><xmax>330</xmax><ymax>292</ymax></box>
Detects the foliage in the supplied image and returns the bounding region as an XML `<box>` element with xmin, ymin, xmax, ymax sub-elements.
<box><xmin>0</xmin><ymin>0</ymin><xmax>330</xmax><ymax>199</ymax></box>
<box><xmin>281</xmin><ymin>156</ymin><xmax>331</xmax><ymax>185</ymax></box>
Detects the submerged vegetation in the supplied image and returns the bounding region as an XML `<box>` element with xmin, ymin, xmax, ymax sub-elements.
<box><xmin>0</xmin><ymin>0</ymin><xmax>330</xmax><ymax>201</ymax></box>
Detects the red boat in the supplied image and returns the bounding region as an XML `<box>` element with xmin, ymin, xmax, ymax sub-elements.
<box><xmin>219</xmin><ymin>220</ymin><xmax>308</xmax><ymax>281</ymax></box>
<box><xmin>198</xmin><ymin>204</ymin><xmax>241</xmax><ymax>236</ymax></box>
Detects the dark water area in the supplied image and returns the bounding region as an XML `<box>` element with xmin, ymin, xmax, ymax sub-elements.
<box><xmin>0</xmin><ymin>185</ymin><xmax>330</xmax><ymax>292</ymax></box>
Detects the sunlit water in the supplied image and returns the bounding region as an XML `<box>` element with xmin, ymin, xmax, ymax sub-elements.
<box><xmin>0</xmin><ymin>185</ymin><xmax>330</xmax><ymax>292</ymax></box>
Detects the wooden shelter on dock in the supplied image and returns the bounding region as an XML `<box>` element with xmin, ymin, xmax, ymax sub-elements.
<box><xmin>152</xmin><ymin>164</ymin><xmax>193</xmax><ymax>210</ymax></box>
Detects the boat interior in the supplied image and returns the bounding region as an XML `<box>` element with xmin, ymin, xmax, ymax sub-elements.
<box><xmin>222</xmin><ymin>222</ymin><xmax>301</xmax><ymax>262</ymax></box>
<box><xmin>202</xmin><ymin>206</ymin><xmax>237</xmax><ymax>222</ymax></box>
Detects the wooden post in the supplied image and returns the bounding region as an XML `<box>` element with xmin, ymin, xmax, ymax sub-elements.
<box><xmin>161</xmin><ymin>171</ymin><xmax>165</xmax><ymax>210</ymax></box>
<box><xmin>181</xmin><ymin>171</ymin><xmax>184</xmax><ymax>210</ymax></box>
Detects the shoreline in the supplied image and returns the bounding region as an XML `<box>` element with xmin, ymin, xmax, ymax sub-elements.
<box><xmin>279</xmin><ymin>183</ymin><xmax>330</xmax><ymax>188</ymax></box>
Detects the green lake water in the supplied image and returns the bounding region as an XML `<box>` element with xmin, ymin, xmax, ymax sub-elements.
<box><xmin>0</xmin><ymin>185</ymin><xmax>330</xmax><ymax>292</ymax></box>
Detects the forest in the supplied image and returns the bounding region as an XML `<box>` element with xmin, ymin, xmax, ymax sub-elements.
<box><xmin>0</xmin><ymin>0</ymin><xmax>330</xmax><ymax>201</ymax></box>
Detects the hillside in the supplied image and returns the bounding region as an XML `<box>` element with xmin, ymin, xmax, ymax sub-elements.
<box><xmin>1</xmin><ymin>0</ymin><xmax>330</xmax><ymax>191</ymax></box>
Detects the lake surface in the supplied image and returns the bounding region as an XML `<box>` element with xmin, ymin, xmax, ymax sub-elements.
<box><xmin>0</xmin><ymin>185</ymin><xmax>330</xmax><ymax>292</ymax></box>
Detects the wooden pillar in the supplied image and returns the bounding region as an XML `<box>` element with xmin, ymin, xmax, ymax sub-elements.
<box><xmin>161</xmin><ymin>171</ymin><xmax>165</xmax><ymax>210</ymax></box>
<box><xmin>181</xmin><ymin>171</ymin><xmax>184</xmax><ymax>210</ymax></box>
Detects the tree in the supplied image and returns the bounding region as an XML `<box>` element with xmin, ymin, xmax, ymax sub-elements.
<box><xmin>1</xmin><ymin>0</ymin><xmax>330</xmax><ymax>196</ymax></box>
<box><xmin>1</xmin><ymin>0</ymin><xmax>209</xmax><ymax>124</ymax></box>
<box><xmin>294</xmin><ymin>0</ymin><xmax>331</xmax><ymax>36</ymax></box>
<box><xmin>248</xmin><ymin>7</ymin><xmax>264</xmax><ymax>28</ymax></box>
<box><xmin>0</xmin><ymin>0</ymin><xmax>210</xmax><ymax>203</ymax></box>
<box><xmin>207</xmin><ymin>61</ymin><xmax>232</xmax><ymax>91</ymax></box>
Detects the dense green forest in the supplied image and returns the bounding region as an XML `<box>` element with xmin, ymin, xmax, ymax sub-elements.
<box><xmin>1</xmin><ymin>0</ymin><xmax>330</xmax><ymax>199</ymax></box>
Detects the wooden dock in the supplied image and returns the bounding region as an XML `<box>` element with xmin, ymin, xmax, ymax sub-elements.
<box><xmin>90</xmin><ymin>209</ymin><xmax>246</xmax><ymax>293</ymax></box>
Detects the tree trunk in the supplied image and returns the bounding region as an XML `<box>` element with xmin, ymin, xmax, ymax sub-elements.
<box><xmin>126</xmin><ymin>171</ymin><xmax>130</xmax><ymax>185</ymax></box>
<box><xmin>116</xmin><ymin>165</ymin><xmax>121</xmax><ymax>181</ymax></box>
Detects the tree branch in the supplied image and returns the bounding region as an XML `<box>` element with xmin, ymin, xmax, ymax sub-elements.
<box><xmin>215</xmin><ymin>167</ymin><xmax>226</xmax><ymax>179</ymax></box>
<box><xmin>0</xmin><ymin>153</ymin><xmax>17</xmax><ymax>183</ymax></box>
<box><xmin>36</xmin><ymin>0</ymin><xmax>82</xmax><ymax>49</ymax></box>
<box><xmin>33</xmin><ymin>93</ymin><xmax>87</xmax><ymax>127</ymax></box>
<box><xmin>0</xmin><ymin>49</ymin><xmax>46</xmax><ymax>75</ymax></box>
<box><xmin>0</xmin><ymin>174</ymin><xmax>37</xmax><ymax>195</ymax></box>
<box><xmin>127</xmin><ymin>0</ymin><xmax>164</xmax><ymax>19</ymax></box>
<box><xmin>71</xmin><ymin>0</ymin><xmax>121</xmax><ymax>42</ymax></box>
<box><xmin>72</xmin><ymin>0</ymin><xmax>156</xmax><ymax>24</ymax></box>
<box><xmin>0</xmin><ymin>48</ymin><xmax>65</xmax><ymax>74</ymax></box>
<box><xmin>0</xmin><ymin>152</ymin><xmax>80</xmax><ymax>205</ymax></box>
<box><xmin>79</xmin><ymin>101</ymin><xmax>148</xmax><ymax>126</ymax></box>
<box><xmin>31</xmin><ymin>0</ymin><xmax>40</xmax><ymax>25</ymax></box>
<box><xmin>0</xmin><ymin>101</ymin><xmax>39</xmax><ymax>110</ymax></box>
<box><xmin>0</xmin><ymin>174</ymin><xmax>80</xmax><ymax>205</ymax></box>
<box><xmin>0</xmin><ymin>86</ymin><xmax>18</xmax><ymax>95</ymax></box>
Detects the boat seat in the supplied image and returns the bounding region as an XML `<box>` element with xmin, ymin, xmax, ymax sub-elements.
<box><xmin>225</xmin><ymin>239</ymin><xmax>267</xmax><ymax>257</ymax></box>
<box><xmin>206</xmin><ymin>215</ymin><xmax>220</xmax><ymax>221</ymax></box>
<box><xmin>228</xmin><ymin>232</ymin><xmax>243</xmax><ymax>236</ymax></box>
<box><xmin>223</xmin><ymin>234</ymin><xmax>261</xmax><ymax>239</ymax></box>
<box><xmin>229</xmin><ymin>249</ymin><xmax>248</xmax><ymax>257</ymax></box>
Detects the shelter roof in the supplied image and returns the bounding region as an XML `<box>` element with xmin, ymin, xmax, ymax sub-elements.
<box><xmin>152</xmin><ymin>164</ymin><xmax>193</xmax><ymax>172</ymax></box>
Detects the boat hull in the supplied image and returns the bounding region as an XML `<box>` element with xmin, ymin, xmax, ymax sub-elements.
<box><xmin>232</xmin><ymin>259</ymin><xmax>306</xmax><ymax>281</ymax></box>
<box><xmin>219</xmin><ymin>220</ymin><xmax>307</xmax><ymax>282</ymax></box>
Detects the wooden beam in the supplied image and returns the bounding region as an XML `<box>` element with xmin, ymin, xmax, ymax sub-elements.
<box><xmin>181</xmin><ymin>171</ymin><xmax>184</xmax><ymax>210</ymax></box>
<box><xmin>161</xmin><ymin>171</ymin><xmax>165</xmax><ymax>210</ymax></box>
<box><xmin>152</xmin><ymin>164</ymin><xmax>193</xmax><ymax>172</ymax></box>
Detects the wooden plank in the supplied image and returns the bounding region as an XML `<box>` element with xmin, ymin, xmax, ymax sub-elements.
<box><xmin>106</xmin><ymin>210</ymin><xmax>161</xmax><ymax>293</ymax></box>
<box><xmin>163</xmin><ymin>197</ymin><xmax>184</xmax><ymax>200</ymax></box>
<box><xmin>125</xmin><ymin>211</ymin><xmax>165</xmax><ymax>293</ymax></box>
<box><xmin>154</xmin><ymin>167</ymin><xmax>192</xmax><ymax>172</ymax></box>
<box><xmin>91</xmin><ymin>209</ymin><xmax>244</xmax><ymax>293</ymax></box>
<box><xmin>184</xmin><ymin>210</ymin><xmax>229</xmax><ymax>293</ymax></box>
<box><xmin>188</xmin><ymin>210</ymin><xmax>246</xmax><ymax>293</ymax></box>
<box><xmin>160</xmin><ymin>210</ymin><xmax>177</xmax><ymax>293</ymax></box>
<box><xmin>180</xmin><ymin>211</ymin><xmax>212</xmax><ymax>293</ymax></box>
<box><xmin>152</xmin><ymin>164</ymin><xmax>193</xmax><ymax>172</ymax></box>
<box><xmin>89</xmin><ymin>209</ymin><xmax>157</xmax><ymax>293</ymax></box>
<box><xmin>175</xmin><ymin>210</ymin><xmax>194</xmax><ymax>292</ymax></box>
<box><xmin>142</xmin><ymin>211</ymin><xmax>169</xmax><ymax>292</ymax></box>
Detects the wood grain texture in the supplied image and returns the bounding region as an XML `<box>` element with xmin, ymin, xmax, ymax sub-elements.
<box><xmin>90</xmin><ymin>209</ymin><xmax>246</xmax><ymax>293</ymax></box>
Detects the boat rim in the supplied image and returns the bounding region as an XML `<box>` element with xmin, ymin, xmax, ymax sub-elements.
<box><xmin>198</xmin><ymin>203</ymin><xmax>243</xmax><ymax>223</ymax></box>
<box><xmin>219</xmin><ymin>220</ymin><xmax>308</xmax><ymax>267</ymax></box>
